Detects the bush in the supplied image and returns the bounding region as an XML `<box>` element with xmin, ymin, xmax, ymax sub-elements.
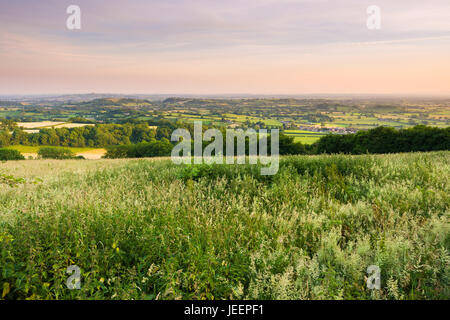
<box><xmin>37</xmin><ymin>147</ymin><xmax>75</xmax><ymax>159</ymax></box>
<box><xmin>0</xmin><ymin>148</ymin><xmax>25</xmax><ymax>161</ymax></box>
<box><xmin>105</xmin><ymin>139</ymin><xmax>173</xmax><ymax>159</ymax></box>
<box><xmin>0</xmin><ymin>173</ymin><xmax>26</xmax><ymax>186</ymax></box>
<box><xmin>104</xmin><ymin>134</ymin><xmax>305</xmax><ymax>159</ymax></box>
<box><xmin>278</xmin><ymin>134</ymin><xmax>306</xmax><ymax>155</ymax></box>
<box><xmin>315</xmin><ymin>125</ymin><xmax>450</xmax><ymax>154</ymax></box>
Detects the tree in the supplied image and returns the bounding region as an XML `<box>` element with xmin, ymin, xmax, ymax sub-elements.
<box><xmin>278</xmin><ymin>134</ymin><xmax>306</xmax><ymax>155</ymax></box>
<box><xmin>0</xmin><ymin>130</ymin><xmax>12</xmax><ymax>147</ymax></box>
<box><xmin>0</xmin><ymin>148</ymin><xmax>24</xmax><ymax>160</ymax></box>
<box><xmin>38</xmin><ymin>147</ymin><xmax>75</xmax><ymax>159</ymax></box>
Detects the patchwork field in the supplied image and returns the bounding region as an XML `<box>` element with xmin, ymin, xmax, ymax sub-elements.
<box><xmin>1</xmin><ymin>152</ymin><xmax>448</xmax><ymax>300</ymax></box>
<box><xmin>3</xmin><ymin>97</ymin><xmax>448</xmax><ymax>132</ymax></box>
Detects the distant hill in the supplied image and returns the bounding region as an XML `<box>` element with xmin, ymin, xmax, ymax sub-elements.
<box><xmin>75</xmin><ymin>98</ymin><xmax>153</xmax><ymax>108</ymax></box>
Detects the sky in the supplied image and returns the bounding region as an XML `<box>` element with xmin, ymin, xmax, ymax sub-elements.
<box><xmin>0</xmin><ymin>0</ymin><xmax>450</xmax><ymax>95</ymax></box>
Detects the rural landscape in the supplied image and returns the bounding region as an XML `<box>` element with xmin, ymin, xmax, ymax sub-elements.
<box><xmin>1</xmin><ymin>95</ymin><xmax>449</xmax><ymax>300</ymax></box>
<box><xmin>1</xmin><ymin>0</ymin><xmax>449</xmax><ymax>306</ymax></box>
<box><xmin>1</xmin><ymin>95</ymin><xmax>449</xmax><ymax>158</ymax></box>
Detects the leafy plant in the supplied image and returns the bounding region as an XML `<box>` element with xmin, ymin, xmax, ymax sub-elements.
<box><xmin>0</xmin><ymin>173</ymin><xmax>26</xmax><ymax>187</ymax></box>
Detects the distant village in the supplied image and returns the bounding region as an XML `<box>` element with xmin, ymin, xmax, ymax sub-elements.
<box><xmin>226</xmin><ymin>119</ymin><xmax>358</xmax><ymax>134</ymax></box>
<box><xmin>291</xmin><ymin>124</ymin><xmax>358</xmax><ymax>134</ymax></box>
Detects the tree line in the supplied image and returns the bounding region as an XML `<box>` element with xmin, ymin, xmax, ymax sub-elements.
<box><xmin>1</xmin><ymin>116</ymin><xmax>448</xmax><ymax>159</ymax></box>
<box><xmin>0</xmin><ymin>122</ymin><xmax>165</xmax><ymax>148</ymax></box>
<box><xmin>0</xmin><ymin>118</ymin><xmax>204</xmax><ymax>148</ymax></box>
<box><xmin>104</xmin><ymin>134</ymin><xmax>305</xmax><ymax>158</ymax></box>
<box><xmin>106</xmin><ymin>125</ymin><xmax>449</xmax><ymax>158</ymax></box>
<box><xmin>315</xmin><ymin>125</ymin><xmax>449</xmax><ymax>154</ymax></box>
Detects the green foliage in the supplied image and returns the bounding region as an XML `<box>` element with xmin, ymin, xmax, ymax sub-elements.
<box><xmin>3</xmin><ymin>121</ymin><xmax>449</xmax><ymax>157</ymax></box>
<box><xmin>37</xmin><ymin>147</ymin><xmax>75</xmax><ymax>159</ymax></box>
<box><xmin>0</xmin><ymin>152</ymin><xmax>448</xmax><ymax>300</ymax></box>
<box><xmin>0</xmin><ymin>173</ymin><xmax>26</xmax><ymax>187</ymax></box>
<box><xmin>0</xmin><ymin>131</ymin><xmax>12</xmax><ymax>148</ymax></box>
<box><xmin>278</xmin><ymin>134</ymin><xmax>306</xmax><ymax>155</ymax></box>
<box><xmin>105</xmin><ymin>139</ymin><xmax>173</xmax><ymax>158</ymax></box>
<box><xmin>0</xmin><ymin>118</ymin><xmax>18</xmax><ymax>131</ymax></box>
<box><xmin>0</xmin><ymin>148</ymin><xmax>25</xmax><ymax>161</ymax></box>
<box><xmin>104</xmin><ymin>133</ymin><xmax>305</xmax><ymax>159</ymax></box>
<box><xmin>67</xmin><ymin>117</ymin><xmax>95</xmax><ymax>124</ymax></box>
<box><xmin>1</xmin><ymin>123</ymin><xmax>160</xmax><ymax>148</ymax></box>
<box><xmin>315</xmin><ymin>125</ymin><xmax>450</xmax><ymax>154</ymax></box>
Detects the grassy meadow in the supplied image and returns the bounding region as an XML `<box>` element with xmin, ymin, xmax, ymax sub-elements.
<box><xmin>0</xmin><ymin>152</ymin><xmax>449</xmax><ymax>299</ymax></box>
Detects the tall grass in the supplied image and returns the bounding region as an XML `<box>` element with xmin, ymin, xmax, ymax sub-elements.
<box><xmin>0</xmin><ymin>152</ymin><xmax>449</xmax><ymax>299</ymax></box>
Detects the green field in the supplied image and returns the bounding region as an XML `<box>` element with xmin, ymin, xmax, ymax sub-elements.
<box><xmin>1</xmin><ymin>152</ymin><xmax>449</xmax><ymax>300</ymax></box>
<box><xmin>292</xmin><ymin>136</ymin><xmax>322</xmax><ymax>144</ymax></box>
<box><xmin>284</xmin><ymin>130</ymin><xmax>327</xmax><ymax>144</ymax></box>
<box><xmin>1</xmin><ymin>97</ymin><xmax>449</xmax><ymax>131</ymax></box>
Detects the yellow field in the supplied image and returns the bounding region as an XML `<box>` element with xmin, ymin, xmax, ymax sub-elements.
<box><xmin>53</xmin><ymin>123</ymin><xmax>95</xmax><ymax>128</ymax></box>
<box><xmin>17</xmin><ymin>122</ymin><xmax>94</xmax><ymax>129</ymax></box>
<box><xmin>17</xmin><ymin>121</ymin><xmax>65</xmax><ymax>129</ymax></box>
<box><xmin>76</xmin><ymin>148</ymin><xmax>107</xmax><ymax>159</ymax></box>
<box><xmin>6</xmin><ymin>145</ymin><xmax>106</xmax><ymax>159</ymax></box>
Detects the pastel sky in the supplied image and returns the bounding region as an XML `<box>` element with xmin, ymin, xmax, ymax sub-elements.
<box><xmin>1</xmin><ymin>0</ymin><xmax>450</xmax><ymax>95</ymax></box>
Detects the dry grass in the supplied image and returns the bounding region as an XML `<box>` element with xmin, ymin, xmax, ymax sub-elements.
<box><xmin>53</xmin><ymin>123</ymin><xmax>95</xmax><ymax>129</ymax></box>
<box><xmin>0</xmin><ymin>158</ymin><xmax>129</xmax><ymax>180</ymax></box>
<box><xmin>17</xmin><ymin>122</ymin><xmax>65</xmax><ymax>129</ymax></box>
<box><xmin>17</xmin><ymin>122</ymin><xmax>94</xmax><ymax>129</ymax></box>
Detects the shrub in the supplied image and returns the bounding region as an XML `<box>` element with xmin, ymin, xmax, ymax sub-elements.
<box><xmin>315</xmin><ymin>125</ymin><xmax>450</xmax><ymax>154</ymax></box>
<box><xmin>0</xmin><ymin>173</ymin><xmax>25</xmax><ymax>186</ymax></box>
<box><xmin>278</xmin><ymin>134</ymin><xmax>306</xmax><ymax>155</ymax></box>
<box><xmin>105</xmin><ymin>139</ymin><xmax>173</xmax><ymax>159</ymax></box>
<box><xmin>0</xmin><ymin>148</ymin><xmax>25</xmax><ymax>161</ymax></box>
<box><xmin>104</xmin><ymin>145</ymin><xmax>131</xmax><ymax>159</ymax></box>
<box><xmin>37</xmin><ymin>147</ymin><xmax>75</xmax><ymax>159</ymax></box>
<box><xmin>104</xmin><ymin>145</ymin><xmax>132</xmax><ymax>158</ymax></box>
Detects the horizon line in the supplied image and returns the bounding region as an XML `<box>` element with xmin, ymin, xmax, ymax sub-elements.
<box><xmin>2</xmin><ymin>92</ymin><xmax>450</xmax><ymax>98</ymax></box>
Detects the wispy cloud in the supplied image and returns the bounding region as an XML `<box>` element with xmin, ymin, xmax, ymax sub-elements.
<box><xmin>0</xmin><ymin>0</ymin><xmax>449</xmax><ymax>94</ymax></box>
